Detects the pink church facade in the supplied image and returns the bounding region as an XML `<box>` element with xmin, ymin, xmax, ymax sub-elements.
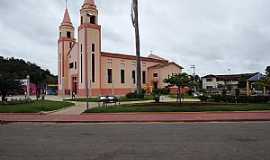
<box><xmin>58</xmin><ymin>0</ymin><xmax>183</xmax><ymax>97</ymax></box>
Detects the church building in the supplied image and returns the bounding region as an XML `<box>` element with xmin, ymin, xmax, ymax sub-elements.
<box><xmin>58</xmin><ymin>0</ymin><xmax>183</xmax><ymax>97</ymax></box>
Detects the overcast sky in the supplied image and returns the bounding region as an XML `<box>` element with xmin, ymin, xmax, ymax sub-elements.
<box><xmin>0</xmin><ymin>0</ymin><xmax>270</xmax><ymax>76</ymax></box>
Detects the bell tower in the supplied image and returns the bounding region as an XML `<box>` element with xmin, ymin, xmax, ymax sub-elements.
<box><xmin>58</xmin><ymin>8</ymin><xmax>75</xmax><ymax>95</ymax></box>
<box><xmin>78</xmin><ymin>0</ymin><xmax>101</xmax><ymax>97</ymax></box>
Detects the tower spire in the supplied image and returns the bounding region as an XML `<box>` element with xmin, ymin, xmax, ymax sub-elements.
<box><xmin>61</xmin><ymin>8</ymin><xmax>73</xmax><ymax>26</ymax></box>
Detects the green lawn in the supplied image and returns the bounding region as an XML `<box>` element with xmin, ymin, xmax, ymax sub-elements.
<box><xmin>0</xmin><ymin>100</ymin><xmax>74</xmax><ymax>113</ymax></box>
<box><xmin>85</xmin><ymin>102</ymin><xmax>270</xmax><ymax>113</ymax></box>
<box><xmin>65</xmin><ymin>96</ymin><xmax>154</xmax><ymax>102</ymax></box>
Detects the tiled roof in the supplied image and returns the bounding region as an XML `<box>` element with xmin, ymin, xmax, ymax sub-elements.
<box><xmin>202</xmin><ymin>73</ymin><xmax>259</xmax><ymax>81</ymax></box>
<box><xmin>101</xmin><ymin>52</ymin><xmax>169</xmax><ymax>63</ymax></box>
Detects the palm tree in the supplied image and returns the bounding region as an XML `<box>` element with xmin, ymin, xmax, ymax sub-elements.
<box><xmin>131</xmin><ymin>0</ymin><xmax>142</xmax><ymax>94</ymax></box>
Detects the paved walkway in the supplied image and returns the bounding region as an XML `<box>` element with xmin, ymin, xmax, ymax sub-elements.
<box><xmin>49</xmin><ymin>96</ymin><xmax>200</xmax><ymax>115</ymax></box>
<box><xmin>1</xmin><ymin>112</ymin><xmax>270</xmax><ymax>123</ymax></box>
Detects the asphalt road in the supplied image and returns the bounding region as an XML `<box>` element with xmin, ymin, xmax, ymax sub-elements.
<box><xmin>0</xmin><ymin>122</ymin><xmax>270</xmax><ymax>160</ymax></box>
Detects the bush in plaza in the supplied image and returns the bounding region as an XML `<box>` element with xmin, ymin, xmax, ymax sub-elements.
<box><xmin>207</xmin><ymin>95</ymin><xmax>270</xmax><ymax>103</ymax></box>
<box><xmin>198</xmin><ymin>95</ymin><xmax>209</xmax><ymax>102</ymax></box>
<box><xmin>0</xmin><ymin>98</ymin><xmax>33</xmax><ymax>105</ymax></box>
<box><xmin>126</xmin><ymin>90</ymin><xmax>145</xmax><ymax>99</ymax></box>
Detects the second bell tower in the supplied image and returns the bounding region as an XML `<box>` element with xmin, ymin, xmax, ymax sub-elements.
<box><xmin>78</xmin><ymin>0</ymin><xmax>101</xmax><ymax>96</ymax></box>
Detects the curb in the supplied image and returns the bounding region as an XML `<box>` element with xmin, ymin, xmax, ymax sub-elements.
<box><xmin>1</xmin><ymin>119</ymin><xmax>270</xmax><ymax>124</ymax></box>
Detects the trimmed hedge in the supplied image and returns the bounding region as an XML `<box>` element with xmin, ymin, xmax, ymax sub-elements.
<box><xmin>207</xmin><ymin>95</ymin><xmax>270</xmax><ymax>103</ymax></box>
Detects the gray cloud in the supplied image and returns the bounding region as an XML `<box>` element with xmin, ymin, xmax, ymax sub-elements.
<box><xmin>0</xmin><ymin>0</ymin><xmax>269</xmax><ymax>76</ymax></box>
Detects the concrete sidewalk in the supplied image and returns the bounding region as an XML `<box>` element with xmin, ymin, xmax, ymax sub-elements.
<box><xmin>1</xmin><ymin>112</ymin><xmax>270</xmax><ymax>123</ymax></box>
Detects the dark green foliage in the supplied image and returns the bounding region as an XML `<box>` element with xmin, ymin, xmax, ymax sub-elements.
<box><xmin>0</xmin><ymin>100</ymin><xmax>74</xmax><ymax>113</ymax></box>
<box><xmin>266</xmin><ymin>66</ymin><xmax>270</xmax><ymax>77</ymax></box>
<box><xmin>0</xmin><ymin>99</ymin><xmax>33</xmax><ymax>105</ymax></box>
<box><xmin>238</xmin><ymin>75</ymin><xmax>247</xmax><ymax>89</ymax></box>
<box><xmin>126</xmin><ymin>90</ymin><xmax>145</xmax><ymax>99</ymax></box>
<box><xmin>198</xmin><ymin>95</ymin><xmax>209</xmax><ymax>102</ymax></box>
<box><xmin>0</xmin><ymin>57</ymin><xmax>57</xmax><ymax>101</ymax></box>
<box><xmin>0</xmin><ymin>57</ymin><xmax>57</xmax><ymax>85</ymax></box>
<box><xmin>85</xmin><ymin>102</ymin><xmax>270</xmax><ymax>113</ymax></box>
<box><xmin>0</xmin><ymin>77</ymin><xmax>23</xmax><ymax>102</ymax></box>
<box><xmin>164</xmin><ymin>73</ymin><xmax>193</xmax><ymax>103</ymax></box>
<box><xmin>209</xmin><ymin>95</ymin><xmax>270</xmax><ymax>103</ymax></box>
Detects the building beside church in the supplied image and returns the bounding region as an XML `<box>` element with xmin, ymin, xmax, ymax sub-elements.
<box><xmin>58</xmin><ymin>0</ymin><xmax>183</xmax><ymax>97</ymax></box>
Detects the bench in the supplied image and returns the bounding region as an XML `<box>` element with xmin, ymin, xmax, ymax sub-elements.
<box><xmin>97</xmin><ymin>96</ymin><xmax>120</xmax><ymax>107</ymax></box>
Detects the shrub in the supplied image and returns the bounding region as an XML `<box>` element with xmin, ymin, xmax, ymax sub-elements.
<box><xmin>126</xmin><ymin>92</ymin><xmax>136</xmax><ymax>99</ymax></box>
<box><xmin>208</xmin><ymin>95</ymin><xmax>270</xmax><ymax>103</ymax></box>
<box><xmin>160</xmin><ymin>88</ymin><xmax>170</xmax><ymax>95</ymax></box>
<box><xmin>199</xmin><ymin>95</ymin><xmax>209</xmax><ymax>102</ymax></box>
<box><xmin>126</xmin><ymin>90</ymin><xmax>145</xmax><ymax>99</ymax></box>
<box><xmin>0</xmin><ymin>98</ymin><xmax>33</xmax><ymax>105</ymax></box>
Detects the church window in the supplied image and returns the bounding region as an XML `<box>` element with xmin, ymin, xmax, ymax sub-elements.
<box><xmin>80</xmin><ymin>54</ymin><xmax>83</xmax><ymax>83</ymax></box>
<box><xmin>81</xmin><ymin>16</ymin><xmax>83</xmax><ymax>25</ymax></box>
<box><xmin>142</xmin><ymin>71</ymin><xmax>146</xmax><ymax>84</ymax></box>
<box><xmin>67</xmin><ymin>31</ymin><xmax>71</xmax><ymax>38</ymax></box>
<box><xmin>153</xmin><ymin>73</ymin><xmax>158</xmax><ymax>78</ymax></box>
<box><xmin>81</xmin><ymin>44</ymin><xmax>83</xmax><ymax>53</ymax></box>
<box><xmin>92</xmin><ymin>43</ymin><xmax>95</xmax><ymax>52</ymax></box>
<box><xmin>69</xmin><ymin>62</ymin><xmax>74</xmax><ymax>69</ymax></box>
<box><xmin>132</xmin><ymin>70</ymin><xmax>136</xmax><ymax>84</ymax></box>
<box><xmin>90</xmin><ymin>16</ymin><xmax>96</xmax><ymax>24</ymax></box>
<box><xmin>92</xmin><ymin>54</ymin><xmax>95</xmax><ymax>83</ymax></box>
<box><xmin>121</xmin><ymin>69</ymin><xmax>125</xmax><ymax>84</ymax></box>
<box><xmin>107</xmin><ymin>69</ymin><xmax>112</xmax><ymax>83</ymax></box>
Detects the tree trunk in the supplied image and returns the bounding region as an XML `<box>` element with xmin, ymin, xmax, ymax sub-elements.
<box><xmin>1</xmin><ymin>91</ymin><xmax>7</xmax><ymax>102</ymax></box>
<box><xmin>133</xmin><ymin>0</ymin><xmax>142</xmax><ymax>94</ymax></box>
<box><xmin>177</xmin><ymin>86</ymin><xmax>182</xmax><ymax>103</ymax></box>
<box><xmin>2</xmin><ymin>95</ymin><xmax>6</xmax><ymax>102</ymax></box>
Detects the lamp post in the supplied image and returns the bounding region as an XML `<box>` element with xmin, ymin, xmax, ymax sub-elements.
<box><xmin>26</xmin><ymin>75</ymin><xmax>30</xmax><ymax>100</ymax></box>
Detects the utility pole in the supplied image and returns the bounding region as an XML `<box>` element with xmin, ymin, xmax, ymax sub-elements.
<box><xmin>190</xmin><ymin>65</ymin><xmax>196</xmax><ymax>77</ymax></box>
<box><xmin>190</xmin><ymin>65</ymin><xmax>196</xmax><ymax>92</ymax></box>
<box><xmin>131</xmin><ymin>0</ymin><xmax>142</xmax><ymax>94</ymax></box>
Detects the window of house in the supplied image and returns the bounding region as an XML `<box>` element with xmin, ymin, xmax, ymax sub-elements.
<box><xmin>90</xmin><ymin>16</ymin><xmax>96</xmax><ymax>24</ymax></box>
<box><xmin>92</xmin><ymin>54</ymin><xmax>95</xmax><ymax>83</ymax></box>
<box><xmin>142</xmin><ymin>71</ymin><xmax>146</xmax><ymax>84</ymax></box>
<box><xmin>206</xmin><ymin>78</ymin><xmax>212</xmax><ymax>82</ymax></box>
<box><xmin>67</xmin><ymin>31</ymin><xmax>71</xmax><ymax>38</ymax></box>
<box><xmin>121</xmin><ymin>69</ymin><xmax>125</xmax><ymax>84</ymax></box>
<box><xmin>132</xmin><ymin>70</ymin><xmax>136</xmax><ymax>84</ymax></box>
<box><xmin>207</xmin><ymin>86</ymin><xmax>213</xmax><ymax>90</ymax></box>
<box><xmin>153</xmin><ymin>73</ymin><xmax>158</xmax><ymax>78</ymax></box>
<box><xmin>92</xmin><ymin>44</ymin><xmax>95</xmax><ymax>52</ymax></box>
<box><xmin>107</xmin><ymin>69</ymin><xmax>112</xmax><ymax>83</ymax></box>
<box><xmin>69</xmin><ymin>62</ymin><xmax>74</xmax><ymax>69</ymax></box>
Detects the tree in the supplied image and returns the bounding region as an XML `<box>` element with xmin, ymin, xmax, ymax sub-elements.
<box><xmin>0</xmin><ymin>57</ymin><xmax>57</xmax><ymax>100</ymax></box>
<box><xmin>0</xmin><ymin>74</ymin><xmax>23</xmax><ymax>102</ymax></box>
<box><xmin>266</xmin><ymin>66</ymin><xmax>270</xmax><ymax>77</ymax></box>
<box><xmin>164</xmin><ymin>73</ymin><xmax>192</xmax><ymax>103</ymax></box>
<box><xmin>256</xmin><ymin>76</ymin><xmax>270</xmax><ymax>95</ymax></box>
<box><xmin>131</xmin><ymin>0</ymin><xmax>142</xmax><ymax>94</ymax></box>
<box><xmin>238</xmin><ymin>75</ymin><xmax>247</xmax><ymax>89</ymax></box>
